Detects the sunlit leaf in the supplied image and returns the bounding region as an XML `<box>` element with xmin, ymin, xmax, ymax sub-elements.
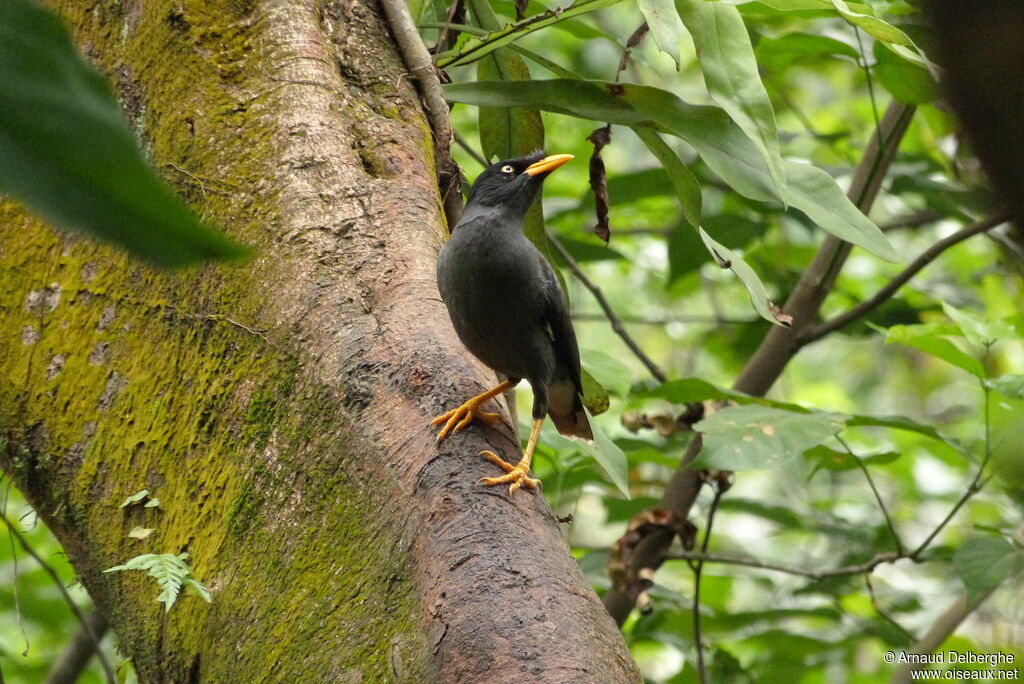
<box><xmin>881</xmin><ymin>323</ymin><xmax>985</xmax><ymax>378</ymax></box>
<box><xmin>954</xmin><ymin>536</ymin><xmax>1024</xmax><ymax>603</ymax></box>
<box><xmin>580</xmin><ymin>347</ymin><xmax>633</xmax><ymax>398</ymax></box>
<box><xmin>677</xmin><ymin>0</ymin><xmax>786</xmax><ymax>197</ymax></box>
<box><xmin>755</xmin><ymin>32</ymin><xmax>859</xmax><ymax>71</ymax></box>
<box><xmin>700</xmin><ymin>229</ymin><xmax>791</xmax><ymax>326</ymax></box>
<box><xmin>987</xmin><ymin>374</ymin><xmax>1024</xmax><ymax>399</ymax></box>
<box><xmin>941</xmin><ymin>302</ymin><xmax>1018</xmax><ymax>347</ymax></box>
<box><xmin>579</xmin><ymin>410</ymin><xmax>630</xmax><ymax>497</ymax></box>
<box><xmin>0</xmin><ymin>0</ymin><xmax>249</xmax><ymax>267</ymax></box>
<box><xmin>873</xmin><ymin>40</ymin><xmax>937</xmax><ymax>105</ymax></box>
<box><xmin>639</xmin><ymin>0</ymin><xmax>682</xmax><ymax>68</ymax></box>
<box><xmin>444</xmin><ymin>79</ymin><xmax>896</xmax><ymax>261</ymax></box>
<box><xmin>694</xmin><ymin>404</ymin><xmax>847</xmax><ymax>470</ymax></box>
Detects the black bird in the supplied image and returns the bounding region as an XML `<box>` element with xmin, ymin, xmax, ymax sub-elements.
<box><xmin>432</xmin><ymin>151</ymin><xmax>592</xmax><ymax>494</ymax></box>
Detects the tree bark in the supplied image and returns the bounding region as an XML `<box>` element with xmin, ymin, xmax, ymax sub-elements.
<box><xmin>0</xmin><ymin>0</ymin><xmax>640</xmax><ymax>681</ymax></box>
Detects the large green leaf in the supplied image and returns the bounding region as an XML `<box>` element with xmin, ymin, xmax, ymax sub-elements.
<box><xmin>633</xmin><ymin>126</ymin><xmax>702</xmax><ymax>228</ymax></box>
<box><xmin>700</xmin><ymin>229</ymin><xmax>791</xmax><ymax>326</ymax></box>
<box><xmin>953</xmin><ymin>536</ymin><xmax>1024</xmax><ymax>603</ymax></box>
<box><xmin>579</xmin><ymin>410</ymin><xmax>631</xmax><ymax>498</ymax></box>
<box><xmin>754</xmin><ymin>32</ymin><xmax>860</xmax><ymax>71</ymax></box>
<box><xmin>0</xmin><ymin>0</ymin><xmax>249</xmax><ymax>268</ymax></box>
<box><xmin>941</xmin><ymin>303</ymin><xmax>1019</xmax><ymax>347</ymax></box>
<box><xmin>443</xmin><ymin>79</ymin><xmax>897</xmax><ymax>261</ymax></box>
<box><xmin>781</xmin><ymin>160</ymin><xmax>898</xmax><ymax>261</ymax></box>
<box><xmin>639</xmin><ymin>0</ymin><xmax>682</xmax><ymax>69</ymax></box>
<box><xmin>881</xmin><ymin>324</ymin><xmax>986</xmax><ymax>378</ymax></box>
<box><xmin>435</xmin><ymin>0</ymin><xmax>626</xmax><ymax>68</ymax></box>
<box><xmin>693</xmin><ymin>404</ymin><xmax>847</xmax><ymax>470</ymax></box>
<box><xmin>676</xmin><ymin>0</ymin><xmax>786</xmax><ymax>197</ymax></box>
<box><xmin>873</xmin><ymin>40</ymin><xmax>937</xmax><ymax>105</ymax></box>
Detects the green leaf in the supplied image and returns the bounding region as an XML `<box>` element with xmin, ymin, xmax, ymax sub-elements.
<box><xmin>578</xmin><ymin>410</ymin><xmax>630</xmax><ymax>497</ymax></box>
<box><xmin>941</xmin><ymin>302</ymin><xmax>1019</xmax><ymax>347</ymax></box>
<box><xmin>987</xmin><ymin>374</ymin><xmax>1024</xmax><ymax>399</ymax></box>
<box><xmin>144</xmin><ymin>498</ymin><xmax>161</xmax><ymax>509</ymax></box>
<box><xmin>634</xmin><ymin>126</ymin><xmax>702</xmax><ymax>228</ymax></box>
<box><xmin>643</xmin><ymin>377</ymin><xmax>737</xmax><ymax>404</ymax></box>
<box><xmin>700</xmin><ymin>229</ymin><xmax>792</xmax><ymax>326</ymax></box>
<box><xmin>805</xmin><ymin>444</ymin><xmax>900</xmax><ymax>473</ymax></box>
<box><xmin>954</xmin><ymin>536</ymin><xmax>1024</xmax><ymax>603</ymax></box>
<box><xmin>476</xmin><ymin>52</ymin><xmax>544</xmax><ymax>164</ymax></box>
<box><xmin>580</xmin><ymin>348</ymin><xmax>633</xmax><ymax>398</ymax></box>
<box><xmin>873</xmin><ymin>40</ymin><xmax>937</xmax><ymax>105</ymax></box>
<box><xmin>0</xmin><ymin>0</ymin><xmax>250</xmax><ymax>267</ymax></box>
<box><xmin>580</xmin><ymin>368</ymin><xmax>610</xmax><ymax>416</ymax></box>
<box><xmin>119</xmin><ymin>489</ymin><xmax>149</xmax><ymax>508</ymax></box>
<box><xmin>676</xmin><ymin>0</ymin><xmax>786</xmax><ymax>197</ymax></box>
<box><xmin>755</xmin><ymin>32</ymin><xmax>859</xmax><ymax>71</ymax></box>
<box><xmin>639</xmin><ymin>0</ymin><xmax>682</xmax><ymax>68</ymax></box>
<box><xmin>105</xmin><ymin>552</ymin><xmax>211</xmax><ymax>612</ymax></box>
<box><xmin>444</xmin><ymin>79</ymin><xmax>896</xmax><ymax>261</ymax></box>
<box><xmin>881</xmin><ymin>324</ymin><xmax>985</xmax><ymax>378</ymax></box>
<box><xmin>694</xmin><ymin>404</ymin><xmax>847</xmax><ymax>470</ymax></box>
<box><xmin>127</xmin><ymin>527</ymin><xmax>155</xmax><ymax>540</ymax></box>
<box><xmin>435</xmin><ymin>0</ymin><xmax>626</xmax><ymax>68</ymax></box>
<box><xmin>780</xmin><ymin>160</ymin><xmax>898</xmax><ymax>262</ymax></box>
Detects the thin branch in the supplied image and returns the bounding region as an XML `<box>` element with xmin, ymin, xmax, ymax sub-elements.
<box><xmin>890</xmin><ymin>589</ymin><xmax>997</xmax><ymax>684</ymax></box>
<box><xmin>669</xmin><ymin>549</ymin><xmax>901</xmax><ymax>580</ymax></box>
<box><xmin>453</xmin><ymin>130</ymin><xmax>488</xmax><ymax>168</ymax></box>
<box><xmin>838</xmin><ymin>435</ymin><xmax>904</xmax><ymax>554</ymax></box>
<box><xmin>547</xmin><ymin>231</ymin><xmax>668</xmax><ymax>383</ymax></box>
<box><xmin>0</xmin><ymin>514</ymin><xmax>116</xmax><ymax>683</ymax></box>
<box><xmin>879</xmin><ymin>209</ymin><xmax>944</xmax><ymax>232</ymax></box>
<box><xmin>799</xmin><ymin>212</ymin><xmax>1009</xmax><ymax>345</ymax></box>
<box><xmin>690</xmin><ymin>485</ymin><xmax>723</xmax><ymax>684</ymax></box>
<box><xmin>571</xmin><ymin>312</ymin><xmax>757</xmax><ymax>326</ymax></box>
<box><xmin>865</xmin><ymin>574</ymin><xmax>915</xmax><ymax>643</ymax></box>
<box><xmin>45</xmin><ymin>610</ymin><xmax>110</xmax><ymax>684</ymax></box>
<box><xmin>379</xmin><ymin>0</ymin><xmax>463</xmax><ymax>227</ymax></box>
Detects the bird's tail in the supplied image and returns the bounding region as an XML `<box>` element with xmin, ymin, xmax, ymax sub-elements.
<box><xmin>548</xmin><ymin>380</ymin><xmax>593</xmax><ymax>440</ymax></box>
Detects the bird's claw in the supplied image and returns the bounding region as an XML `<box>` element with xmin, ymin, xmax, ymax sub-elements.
<box><xmin>479</xmin><ymin>450</ymin><xmax>541</xmax><ymax>495</ymax></box>
<box><xmin>430</xmin><ymin>403</ymin><xmax>502</xmax><ymax>444</ymax></box>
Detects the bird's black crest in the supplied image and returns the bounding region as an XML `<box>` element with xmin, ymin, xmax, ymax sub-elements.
<box><xmin>464</xmin><ymin>150</ymin><xmax>548</xmax><ymax>209</ymax></box>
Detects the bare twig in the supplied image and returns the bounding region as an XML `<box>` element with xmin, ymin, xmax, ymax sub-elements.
<box><xmin>0</xmin><ymin>514</ymin><xmax>116</xmax><ymax>683</ymax></box>
<box><xmin>547</xmin><ymin>231</ymin><xmax>668</xmax><ymax>383</ymax></box>
<box><xmin>453</xmin><ymin>130</ymin><xmax>488</xmax><ymax>168</ymax></box>
<box><xmin>839</xmin><ymin>435</ymin><xmax>904</xmax><ymax>554</ymax></box>
<box><xmin>45</xmin><ymin>610</ymin><xmax>110</xmax><ymax>684</ymax></box>
<box><xmin>572</xmin><ymin>312</ymin><xmax>757</xmax><ymax>326</ymax></box>
<box><xmin>799</xmin><ymin>212</ymin><xmax>1009</xmax><ymax>345</ymax></box>
<box><xmin>669</xmin><ymin>549</ymin><xmax>902</xmax><ymax>580</ymax></box>
<box><xmin>865</xmin><ymin>575</ymin><xmax>915</xmax><ymax>643</ymax></box>
<box><xmin>890</xmin><ymin>589</ymin><xmax>997</xmax><ymax>684</ymax></box>
<box><xmin>690</xmin><ymin>485</ymin><xmax>723</xmax><ymax>684</ymax></box>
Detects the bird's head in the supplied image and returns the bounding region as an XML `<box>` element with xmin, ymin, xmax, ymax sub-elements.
<box><xmin>464</xmin><ymin>151</ymin><xmax>574</xmax><ymax>218</ymax></box>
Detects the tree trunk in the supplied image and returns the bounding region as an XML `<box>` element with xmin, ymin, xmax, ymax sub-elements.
<box><xmin>0</xmin><ymin>0</ymin><xmax>640</xmax><ymax>681</ymax></box>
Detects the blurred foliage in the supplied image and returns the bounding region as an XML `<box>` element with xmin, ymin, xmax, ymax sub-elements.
<box><xmin>1</xmin><ymin>0</ymin><xmax>1023</xmax><ymax>682</ymax></box>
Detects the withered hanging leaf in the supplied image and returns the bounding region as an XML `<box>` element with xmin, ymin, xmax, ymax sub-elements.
<box><xmin>768</xmin><ymin>301</ymin><xmax>793</xmax><ymax>327</ymax></box>
<box><xmin>587</xmin><ymin>125</ymin><xmax>612</xmax><ymax>243</ymax></box>
<box><xmin>515</xmin><ymin>0</ymin><xmax>529</xmax><ymax>20</ymax></box>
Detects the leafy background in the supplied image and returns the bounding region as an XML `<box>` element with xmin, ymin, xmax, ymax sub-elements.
<box><xmin>2</xmin><ymin>0</ymin><xmax>1023</xmax><ymax>681</ymax></box>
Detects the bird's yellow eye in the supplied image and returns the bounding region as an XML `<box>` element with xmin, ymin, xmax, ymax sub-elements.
<box><xmin>501</xmin><ymin>164</ymin><xmax>515</xmax><ymax>174</ymax></box>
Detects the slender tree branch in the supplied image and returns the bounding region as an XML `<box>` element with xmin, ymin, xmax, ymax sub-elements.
<box><xmin>453</xmin><ymin>130</ymin><xmax>489</xmax><ymax>168</ymax></box>
<box><xmin>669</xmin><ymin>549</ymin><xmax>902</xmax><ymax>580</ymax></box>
<box><xmin>799</xmin><ymin>212</ymin><xmax>1009</xmax><ymax>345</ymax></box>
<box><xmin>603</xmin><ymin>101</ymin><xmax>916</xmax><ymax>625</ymax></box>
<box><xmin>879</xmin><ymin>209</ymin><xmax>944</xmax><ymax>232</ymax></box>
<box><xmin>548</xmin><ymin>231</ymin><xmax>668</xmax><ymax>383</ymax></box>
<box><xmin>690</xmin><ymin>485</ymin><xmax>723</xmax><ymax>684</ymax></box>
<box><xmin>0</xmin><ymin>513</ymin><xmax>116</xmax><ymax>683</ymax></box>
<box><xmin>890</xmin><ymin>589</ymin><xmax>997</xmax><ymax>684</ymax></box>
<box><xmin>865</xmin><ymin>574</ymin><xmax>915</xmax><ymax>643</ymax></box>
<box><xmin>379</xmin><ymin>0</ymin><xmax>463</xmax><ymax>226</ymax></box>
<box><xmin>572</xmin><ymin>312</ymin><xmax>757</xmax><ymax>326</ymax></box>
<box><xmin>45</xmin><ymin>611</ymin><xmax>110</xmax><ymax>684</ymax></box>
<box><xmin>839</xmin><ymin>435</ymin><xmax>904</xmax><ymax>554</ymax></box>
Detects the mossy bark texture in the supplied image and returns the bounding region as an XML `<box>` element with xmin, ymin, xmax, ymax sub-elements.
<box><xmin>0</xmin><ymin>0</ymin><xmax>640</xmax><ymax>681</ymax></box>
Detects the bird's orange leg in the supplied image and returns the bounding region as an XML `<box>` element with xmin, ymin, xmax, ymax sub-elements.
<box><xmin>430</xmin><ymin>379</ymin><xmax>516</xmax><ymax>444</ymax></box>
<box><xmin>480</xmin><ymin>418</ymin><xmax>543</xmax><ymax>495</ymax></box>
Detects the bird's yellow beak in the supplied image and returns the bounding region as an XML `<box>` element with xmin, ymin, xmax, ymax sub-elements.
<box><xmin>523</xmin><ymin>154</ymin><xmax>574</xmax><ymax>177</ymax></box>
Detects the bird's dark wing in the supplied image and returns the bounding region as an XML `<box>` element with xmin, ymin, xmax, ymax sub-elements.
<box><xmin>538</xmin><ymin>252</ymin><xmax>583</xmax><ymax>394</ymax></box>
